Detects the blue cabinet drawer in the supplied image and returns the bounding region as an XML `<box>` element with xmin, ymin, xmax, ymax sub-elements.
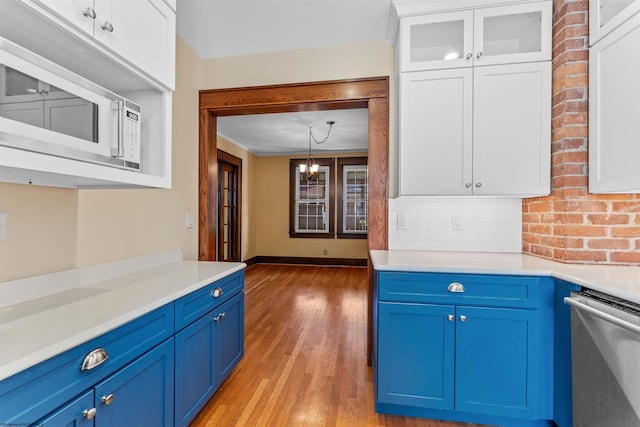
<box><xmin>0</xmin><ymin>303</ymin><xmax>174</xmax><ymax>425</ymax></box>
<box><xmin>175</xmin><ymin>270</ymin><xmax>244</xmax><ymax>331</ymax></box>
<box><xmin>378</xmin><ymin>272</ymin><xmax>546</xmax><ymax>309</ymax></box>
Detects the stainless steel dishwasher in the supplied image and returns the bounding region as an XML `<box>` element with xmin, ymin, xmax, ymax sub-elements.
<box><xmin>565</xmin><ymin>289</ymin><xmax>640</xmax><ymax>427</ymax></box>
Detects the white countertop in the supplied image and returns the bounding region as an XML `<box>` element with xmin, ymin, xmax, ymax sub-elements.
<box><xmin>371</xmin><ymin>250</ymin><xmax>640</xmax><ymax>304</ymax></box>
<box><xmin>0</xmin><ymin>251</ymin><xmax>245</xmax><ymax>382</ymax></box>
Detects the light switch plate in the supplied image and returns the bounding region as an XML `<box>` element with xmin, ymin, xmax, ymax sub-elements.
<box><xmin>185</xmin><ymin>212</ymin><xmax>194</xmax><ymax>229</ymax></box>
<box><xmin>0</xmin><ymin>211</ymin><xmax>7</xmax><ymax>240</ymax></box>
<box><xmin>397</xmin><ymin>213</ymin><xmax>407</xmax><ymax>230</ymax></box>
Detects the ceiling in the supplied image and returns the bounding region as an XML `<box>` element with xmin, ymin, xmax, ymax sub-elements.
<box><xmin>176</xmin><ymin>0</ymin><xmax>393</xmax><ymax>155</ymax></box>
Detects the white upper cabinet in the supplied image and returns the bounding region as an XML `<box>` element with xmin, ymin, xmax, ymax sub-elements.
<box><xmin>399</xmin><ymin>62</ymin><xmax>551</xmax><ymax>196</ymax></box>
<box><xmin>589</xmin><ymin>11</ymin><xmax>640</xmax><ymax>193</ymax></box>
<box><xmin>0</xmin><ymin>0</ymin><xmax>174</xmax><ymax>188</ymax></box>
<box><xmin>32</xmin><ymin>0</ymin><xmax>176</xmax><ymax>90</ymax></box>
<box><xmin>400</xmin><ymin>1</ymin><xmax>552</xmax><ymax>71</ymax></box>
<box><xmin>395</xmin><ymin>0</ymin><xmax>552</xmax><ymax>197</ymax></box>
<box><xmin>589</xmin><ymin>0</ymin><xmax>640</xmax><ymax>44</ymax></box>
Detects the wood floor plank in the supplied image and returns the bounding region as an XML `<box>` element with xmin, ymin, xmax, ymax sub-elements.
<box><xmin>189</xmin><ymin>264</ymin><xmax>493</xmax><ymax>427</ymax></box>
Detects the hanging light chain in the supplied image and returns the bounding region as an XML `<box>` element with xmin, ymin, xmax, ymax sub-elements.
<box><xmin>309</xmin><ymin>120</ymin><xmax>335</xmax><ymax>145</ymax></box>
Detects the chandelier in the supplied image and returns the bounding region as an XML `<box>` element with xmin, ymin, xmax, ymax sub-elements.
<box><xmin>300</xmin><ymin>120</ymin><xmax>335</xmax><ymax>180</ymax></box>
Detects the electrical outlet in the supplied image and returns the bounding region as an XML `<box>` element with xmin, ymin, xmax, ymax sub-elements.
<box><xmin>0</xmin><ymin>211</ymin><xmax>7</xmax><ymax>240</ymax></box>
<box><xmin>397</xmin><ymin>213</ymin><xmax>407</xmax><ymax>230</ymax></box>
<box><xmin>323</xmin><ymin>250</ymin><xmax>328</xmax><ymax>255</ymax></box>
<box><xmin>451</xmin><ymin>214</ymin><xmax>463</xmax><ymax>230</ymax></box>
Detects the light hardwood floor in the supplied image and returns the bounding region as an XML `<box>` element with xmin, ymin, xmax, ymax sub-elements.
<box><xmin>190</xmin><ymin>264</ymin><xmax>491</xmax><ymax>427</ymax></box>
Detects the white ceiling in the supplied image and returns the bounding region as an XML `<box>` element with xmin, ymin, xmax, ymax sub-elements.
<box><xmin>218</xmin><ymin>109</ymin><xmax>369</xmax><ymax>156</ymax></box>
<box><xmin>176</xmin><ymin>0</ymin><xmax>392</xmax><ymax>155</ymax></box>
<box><xmin>176</xmin><ymin>0</ymin><xmax>394</xmax><ymax>59</ymax></box>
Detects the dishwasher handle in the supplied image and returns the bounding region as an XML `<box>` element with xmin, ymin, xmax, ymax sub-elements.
<box><xmin>564</xmin><ymin>296</ymin><xmax>640</xmax><ymax>336</ymax></box>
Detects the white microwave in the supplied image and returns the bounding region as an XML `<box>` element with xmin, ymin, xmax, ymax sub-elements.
<box><xmin>0</xmin><ymin>37</ymin><xmax>141</xmax><ymax>171</ymax></box>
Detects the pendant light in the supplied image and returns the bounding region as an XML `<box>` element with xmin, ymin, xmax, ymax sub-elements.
<box><xmin>300</xmin><ymin>120</ymin><xmax>335</xmax><ymax>180</ymax></box>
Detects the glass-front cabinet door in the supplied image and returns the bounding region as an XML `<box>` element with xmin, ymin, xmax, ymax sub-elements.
<box><xmin>589</xmin><ymin>0</ymin><xmax>640</xmax><ymax>45</ymax></box>
<box><xmin>473</xmin><ymin>1</ymin><xmax>551</xmax><ymax>66</ymax></box>
<box><xmin>400</xmin><ymin>10</ymin><xmax>474</xmax><ymax>71</ymax></box>
<box><xmin>400</xmin><ymin>1</ymin><xmax>551</xmax><ymax>71</ymax></box>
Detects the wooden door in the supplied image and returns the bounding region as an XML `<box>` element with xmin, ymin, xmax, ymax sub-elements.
<box><xmin>217</xmin><ymin>150</ymin><xmax>241</xmax><ymax>262</ymax></box>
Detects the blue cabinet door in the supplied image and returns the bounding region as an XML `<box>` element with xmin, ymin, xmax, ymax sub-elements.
<box><xmin>214</xmin><ymin>291</ymin><xmax>244</xmax><ymax>388</ymax></box>
<box><xmin>93</xmin><ymin>339</ymin><xmax>174</xmax><ymax>427</ymax></box>
<box><xmin>174</xmin><ymin>309</ymin><xmax>217</xmax><ymax>427</ymax></box>
<box><xmin>377</xmin><ymin>301</ymin><xmax>455</xmax><ymax>409</ymax></box>
<box><xmin>455</xmin><ymin>306</ymin><xmax>540</xmax><ymax>419</ymax></box>
<box><xmin>37</xmin><ymin>390</ymin><xmax>95</xmax><ymax>427</ymax></box>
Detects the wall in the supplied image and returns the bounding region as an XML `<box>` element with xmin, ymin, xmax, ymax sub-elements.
<box><xmin>0</xmin><ymin>184</ymin><xmax>78</xmax><ymax>281</ymax></box>
<box><xmin>253</xmin><ymin>153</ymin><xmax>368</xmax><ymax>259</ymax></box>
<box><xmin>522</xmin><ymin>0</ymin><xmax>640</xmax><ymax>265</ymax></box>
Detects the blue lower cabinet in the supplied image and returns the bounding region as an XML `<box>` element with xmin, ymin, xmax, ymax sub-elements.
<box><xmin>94</xmin><ymin>338</ymin><xmax>174</xmax><ymax>427</ymax></box>
<box><xmin>377</xmin><ymin>302</ymin><xmax>455</xmax><ymax>410</ymax></box>
<box><xmin>375</xmin><ymin>271</ymin><xmax>555</xmax><ymax>426</ymax></box>
<box><xmin>37</xmin><ymin>390</ymin><xmax>95</xmax><ymax>427</ymax></box>
<box><xmin>175</xmin><ymin>291</ymin><xmax>244</xmax><ymax>427</ymax></box>
<box><xmin>454</xmin><ymin>306</ymin><xmax>539</xmax><ymax>419</ymax></box>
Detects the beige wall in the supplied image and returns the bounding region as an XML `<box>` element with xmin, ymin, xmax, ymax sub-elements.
<box><xmin>0</xmin><ymin>37</ymin><xmax>393</xmax><ymax>281</ymax></box>
<box><xmin>0</xmin><ymin>183</ymin><xmax>78</xmax><ymax>281</ymax></box>
<box><xmin>254</xmin><ymin>153</ymin><xmax>368</xmax><ymax>259</ymax></box>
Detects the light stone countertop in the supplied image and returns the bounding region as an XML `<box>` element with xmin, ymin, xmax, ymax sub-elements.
<box><xmin>370</xmin><ymin>250</ymin><xmax>640</xmax><ymax>304</ymax></box>
<box><xmin>0</xmin><ymin>250</ymin><xmax>245</xmax><ymax>382</ymax></box>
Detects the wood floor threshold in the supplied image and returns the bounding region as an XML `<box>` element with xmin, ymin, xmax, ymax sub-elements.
<box><xmin>189</xmin><ymin>264</ymin><xmax>492</xmax><ymax>427</ymax></box>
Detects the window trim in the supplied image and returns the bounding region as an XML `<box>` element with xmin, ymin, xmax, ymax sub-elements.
<box><xmin>337</xmin><ymin>157</ymin><xmax>368</xmax><ymax>239</ymax></box>
<box><xmin>289</xmin><ymin>158</ymin><xmax>335</xmax><ymax>238</ymax></box>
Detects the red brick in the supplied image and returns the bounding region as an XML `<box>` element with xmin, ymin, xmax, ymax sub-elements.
<box><xmin>611</xmin><ymin>252</ymin><xmax>640</xmax><ymax>264</ymax></box>
<box><xmin>612</xmin><ymin>202</ymin><xmax>640</xmax><ymax>212</ymax></box>
<box><xmin>531</xmin><ymin>245</ymin><xmax>554</xmax><ymax>258</ymax></box>
<box><xmin>564</xmin><ymin>200</ymin><xmax>608</xmax><ymax>212</ymax></box>
<box><xmin>565</xmin><ymin>12</ymin><xmax>587</xmax><ymax>25</ymax></box>
<box><xmin>556</xmin><ymin>249</ymin><xmax>607</xmax><ymax>262</ymax></box>
<box><xmin>530</xmin><ymin>201</ymin><xmax>554</xmax><ymax>213</ymax></box>
<box><xmin>530</xmin><ymin>224</ymin><xmax>553</xmax><ymax>234</ymax></box>
<box><xmin>565</xmin><ymin>50</ymin><xmax>589</xmax><ymax>62</ymax></box>
<box><xmin>553</xmin><ymin>175</ymin><xmax>588</xmax><ymax>188</ymax></box>
<box><xmin>612</xmin><ymin>227</ymin><xmax>640</xmax><ymax>238</ymax></box>
<box><xmin>566</xmin><ymin>1</ymin><xmax>589</xmax><ymax>13</ymax></box>
<box><xmin>557</xmin><ymin>225</ymin><xmax>607</xmax><ymax>237</ymax></box>
<box><xmin>587</xmin><ymin>239</ymin><xmax>630</xmax><ymax>250</ymax></box>
<box><xmin>587</xmin><ymin>214</ymin><xmax>630</xmax><ymax>225</ymax></box>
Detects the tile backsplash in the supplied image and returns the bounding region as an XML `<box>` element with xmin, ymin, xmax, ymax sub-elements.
<box><xmin>389</xmin><ymin>197</ymin><xmax>522</xmax><ymax>253</ymax></box>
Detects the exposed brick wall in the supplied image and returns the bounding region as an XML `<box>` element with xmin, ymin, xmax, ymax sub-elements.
<box><xmin>522</xmin><ymin>0</ymin><xmax>640</xmax><ymax>265</ymax></box>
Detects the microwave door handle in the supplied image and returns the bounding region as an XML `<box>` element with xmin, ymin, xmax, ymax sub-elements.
<box><xmin>111</xmin><ymin>100</ymin><xmax>123</xmax><ymax>158</ymax></box>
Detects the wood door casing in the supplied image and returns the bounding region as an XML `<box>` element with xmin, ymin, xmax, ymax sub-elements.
<box><xmin>198</xmin><ymin>77</ymin><xmax>389</xmax><ymax>261</ymax></box>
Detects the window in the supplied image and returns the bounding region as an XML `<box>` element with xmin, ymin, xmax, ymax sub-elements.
<box><xmin>337</xmin><ymin>157</ymin><xmax>368</xmax><ymax>239</ymax></box>
<box><xmin>289</xmin><ymin>158</ymin><xmax>334</xmax><ymax>238</ymax></box>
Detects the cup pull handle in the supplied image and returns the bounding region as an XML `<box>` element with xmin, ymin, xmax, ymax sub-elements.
<box><xmin>447</xmin><ymin>282</ymin><xmax>465</xmax><ymax>293</ymax></box>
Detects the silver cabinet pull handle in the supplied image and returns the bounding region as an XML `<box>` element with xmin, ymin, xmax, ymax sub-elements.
<box><xmin>83</xmin><ymin>408</ymin><xmax>97</xmax><ymax>420</ymax></box>
<box><xmin>214</xmin><ymin>312</ymin><xmax>226</xmax><ymax>322</ymax></box>
<box><xmin>211</xmin><ymin>287</ymin><xmax>224</xmax><ymax>298</ymax></box>
<box><xmin>475</xmin><ymin>182</ymin><xmax>482</xmax><ymax>188</ymax></box>
<box><xmin>466</xmin><ymin>53</ymin><xmax>473</xmax><ymax>60</ymax></box>
<box><xmin>460</xmin><ymin>315</ymin><xmax>468</xmax><ymax>323</ymax></box>
<box><xmin>476</xmin><ymin>51</ymin><xmax>483</xmax><ymax>59</ymax></box>
<box><xmin>465</xmin><ymin>183</ymin><xmax>472</xmax><ymax>188</ymax></box>
<box><xmin>447</xmin><ymin>282</ymin><xmax>465</xmax><ymax>293</ymax></box>
<box><xmin>447</xmin><ymin>314</ymin><xmax>455</xmax><ymax>322</ymax></box>
<box><xmin>82</xmin><ymin>7</ymin><xmax>96</xmax><ymax>19</ymax></box>
<box><xmin>101</xmin><ymin>393</ymin><xmax>115</xmax><ymax>405</ymax></box>
<box><xmin>81</xmin><ymin>348</ymin><xmax>109</xmax><ymax>371</ymax></box>
<box><xmin>101</xmin><ymin>21</ymin><xmax>114</xmax><ymax>32</ymax></box>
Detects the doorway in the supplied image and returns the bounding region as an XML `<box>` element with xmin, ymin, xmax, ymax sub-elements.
<box><xmin>217</xmin><ymin>149</ymin><xmax>242</xmax><ymax>262</ymax></box>
<box><xmin>198</xmin><ymin>77</ymin><xmax>389</xmax><ymax>261</ymax></box>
